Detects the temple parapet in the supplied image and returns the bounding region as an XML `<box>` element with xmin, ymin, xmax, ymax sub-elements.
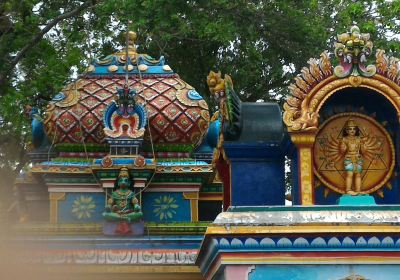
<box><xmin>197</xmin><ymin>25</ymin><xmax>400</xmax><ymax>280</ymax></box>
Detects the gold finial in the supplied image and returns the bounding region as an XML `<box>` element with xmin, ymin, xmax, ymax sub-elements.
<box><xmin>127</xmin><ymin>31</ymin><xmax>137</xmax><ymax>53</ymax></box>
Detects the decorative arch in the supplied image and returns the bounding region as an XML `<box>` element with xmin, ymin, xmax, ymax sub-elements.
<box><xmin>283</xmin><ymin>25</ymin><xmax>400</xmax><ymax>205</ymax></box>
<box><xmin>284</xmin><ymin>52</ymin><xmax>400</xmax><ymax>133</ymax></box>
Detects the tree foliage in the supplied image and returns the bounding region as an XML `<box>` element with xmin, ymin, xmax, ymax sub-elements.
<box><xmin>1</xmin><ymin>0</ymin><xmax>400</xmax><ymax>201</ymax></box>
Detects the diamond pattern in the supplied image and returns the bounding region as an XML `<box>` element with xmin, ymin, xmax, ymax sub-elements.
<box><xmin>141</xmin><ymin>78</ymin><xmax>158</xmax><ymax>87</ymax></box>
<box><xmin>162</xmin><ymin>78</ymin><xmax>179</xmax><ymax>86</ymax></box>
<box><xmin>82</xmin><ymin>112</ymin><xmax>99</xmax><ymax>132</ymax></box>
<box><xmin>163</xmin><ymin>88</ymin><xmax>176</xmax><ymax>101</ymax></box>
<box><xmin>146</xmin><ymin>105</ymin><xmax>158</xmax><ymax>118</ymax></box>
<box><xmin>56</xmin><ymin>111</ymin><xmax>77</xmax><ymax>132</ymax></box>
<box><xmin>95</xmin><ymin>89</ymin><xmax>113</xmax><ymax>101</ymax></box>
<box><xmin>152</xmin><ymin>82</ymin><xmax>170</xmax><ymax>93</ymax></box>
<box><xmin>142</xmin><ymin>88</ymin><xmax>158</xmax><ymax>101</ymax></box>
<box><xmin>175</xmin><ymin>114</ymin><xmax>193</xmax><ymax>133</ymax></box>
<box><xmin>46</xmin><ymin>76</ymin><xmax>209</xmax><ymax>145</ymax></box>
<box><xmin>132</xmin><ymin>82</ymin><xmax>144</xmax><ymax>94</ymax></box>
<box><xmin>163</xmin><ymin>103</ymin><xmax>182</xmax><ymax>121</ymax></box>
<box><xmin>83</xmin><ymin>82</ymin><xmax>101</xmax><ymax>94</ymax></box>
<box><xmin>81</xmin><ymin>96</ymin><xmax>101</xmax><ymax>110</ymax></box>
<box><xmin>151</xmin><ymin>95</ymin><xmax>170</xmax><ymax>110</ymax></box>
<box><xmin>69</xmin><ymin>104</ymin><xmax>87</xmax><ymax>119</ymax></box>
<box><xmin>185</xmin><ymin>108</ymin><xmax>201</xmax><ymax>121</ymax></box>
<box><xmin>69</xmin><ymin>126</ymin><xmax>83</xmax><ymax>142</ymax></box>
<box><xmin>151</xmin><ymin>114</ymin><xmax>169</xmax><ymax>133</ymax></box>
<box><xmin>91</xmin><ymin>103</ymin><xmax>106</xmax><ymax>120</ymax></box>
<box><xmin>96</xmin><ymin>79</ymin><xmax>115</xmax><ymax>88</ymax></box>
<box><xmin>79</xmin><ymin>91</ymin><xmax>90</xmax><ymax>99</ymax></box>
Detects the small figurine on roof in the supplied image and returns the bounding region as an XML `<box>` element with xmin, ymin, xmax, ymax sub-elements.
<box><xmin>102</xmin><ymin>167</ymin><xmax>144</xmax><ymax>235</ymax></box>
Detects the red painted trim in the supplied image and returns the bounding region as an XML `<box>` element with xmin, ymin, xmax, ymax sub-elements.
<box><xmin>216</xmin><ymin>155</ymin><xmax>231</xmax><ymax>211</ymax></box>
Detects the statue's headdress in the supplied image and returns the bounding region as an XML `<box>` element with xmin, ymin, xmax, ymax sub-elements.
<box><xmin>345</xmin><ymin>118</ymin><xmax>357</xmax><ymax>128</ymax></box>
<box><xmin>118</xmin><ymin>167</ymin><xmax>129</xmax><ymax>178</ymax></box>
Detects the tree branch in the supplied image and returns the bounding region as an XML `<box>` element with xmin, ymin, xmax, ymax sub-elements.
<box><xmin>0</xmin><ymin>0</ymin><xmax>97</xmax><ymax>87</ymax></box>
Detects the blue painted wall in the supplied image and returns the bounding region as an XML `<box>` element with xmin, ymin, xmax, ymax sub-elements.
<box><xmin>58</xmin><ymin>192</ymin><xmax>105</xmax><ymax>223</ymax></box>
<box><xmin>230</xmin><ymin>158</ymin><xmax>285</xmax><ymax>206</ymax></box>
<box><xmin>141</xmin><ymin>192</ymin><xmax>191</xmax><ymax>222</ymax></box>
<box><xmin>249</xmin><ymin>264</ymin><xmax>400</xmax><ymax>280</ymax></box>
<box><xmin>224</xmin><ymin>142</ymin><xmax>286</xmax><ymax>206</ymax></box>
<box><xmin>57</xmin><ymin>191</ymin><xmax>192</xmax><ymax>223</ymax></box>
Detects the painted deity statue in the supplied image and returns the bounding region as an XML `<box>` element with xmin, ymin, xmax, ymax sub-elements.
<box><xmin>339</xmin><ymin>119</ymin><xmax>364</xmax><ymax>194</ymax></box>
<box><xmin>326</xmin><ymin>118</ymin><xmax>382</xmax><ymax>195</ymax></box>
<box><xmin>103</xmin><ymin>167</ymin><xmax>143</xmax><ymax>222</ymax></box>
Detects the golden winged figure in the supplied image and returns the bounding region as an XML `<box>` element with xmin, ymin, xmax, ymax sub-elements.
<box><xmin>325</xmin><ymin>118</ymin><xmax>383</xmax><ymax>194</ymax></box>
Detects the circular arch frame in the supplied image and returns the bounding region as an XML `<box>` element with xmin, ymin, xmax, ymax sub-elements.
<box><xmin>309</xmin><ymin>75</ymin><xmax>400</xmax><ymax>125</ymax></box>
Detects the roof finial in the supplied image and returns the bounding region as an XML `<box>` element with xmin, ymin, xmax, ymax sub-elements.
<box><xmin>127</xmin><ymin>31</ymin><xmax>137</xmax><ymax>53</ymax></box>
<box><xmin>333</xmin><ymin>25</ymin><xmax>376</xmax><ymax>78</ymax></box>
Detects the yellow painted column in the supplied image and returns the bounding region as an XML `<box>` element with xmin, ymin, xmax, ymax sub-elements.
<box><xmin>291</xmin><ymin>133</ymin><xmax>316</xmax><ymax>205</ymax></box>
<box><xmin>183</xmin><ymin>192</ymin><xmax>199</xmax><ymax>222</ymax></box>
<box><xmin>49</xmin><ymin>192</ymin><xmax>66</xmax><ymax>223</ymax></box>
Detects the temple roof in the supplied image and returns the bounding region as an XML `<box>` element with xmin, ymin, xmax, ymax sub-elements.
<box><xmin>83</xmin><ymin>32</ymin><xmax>175</xmax><ymax>77</ymax></box>
<box><xmin>43</xmin><ymin>31</ymin><xmax>210</xmax><ymax>150</ymax></box>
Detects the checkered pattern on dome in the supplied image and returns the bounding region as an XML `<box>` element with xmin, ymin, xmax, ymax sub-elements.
<box><xmin>45</xmin><ymin>76</ymin><xmax>210</xmax><ymax>146</ymax></box>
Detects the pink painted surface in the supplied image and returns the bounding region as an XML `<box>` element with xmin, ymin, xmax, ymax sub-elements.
<box><xmin>225</xmin><ymin>265</ymin><xmax>254</xmax><ymax>280</ymax></box>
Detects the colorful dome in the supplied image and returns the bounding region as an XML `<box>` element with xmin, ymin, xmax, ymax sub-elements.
<box><xmin>44</xmin><ymin>32</ymin><xmax>210</xmax><ymax>148</ymax></box>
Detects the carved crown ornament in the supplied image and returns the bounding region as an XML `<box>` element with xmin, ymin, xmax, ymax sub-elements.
<box><xmin>283</xmin><ymin>25</ymin><xmax>400</xmax><ymax>133</ymax></box>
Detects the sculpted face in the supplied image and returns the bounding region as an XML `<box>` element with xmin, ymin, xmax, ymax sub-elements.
<box><xmin>118</xmin><ymin>176</ymin><xmax>130</xmax><ymax>189</ymax></box>
<box><xmin>346</xmin><ymin>126</ymin><xmax>357</xmax><ymax>136</ymax></box>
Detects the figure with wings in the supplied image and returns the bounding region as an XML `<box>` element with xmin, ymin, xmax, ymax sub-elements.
<box><xmin>325</xmin><ymin>118</ymin><xmax>382</xmax><ymax>194</ymax></box>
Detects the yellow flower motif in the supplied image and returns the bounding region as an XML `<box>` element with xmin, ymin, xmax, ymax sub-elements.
<box><xmin>153</xmin><ymin>195</ymin><xmax>179</xmax><ymax>220</ymax></box>
<box><xmin>71</xmin><ymin>195</ymin><xmax>96</xmax><ymax>219</ymax></box>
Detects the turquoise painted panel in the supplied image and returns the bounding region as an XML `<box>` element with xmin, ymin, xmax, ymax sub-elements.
<box><xmin>249</xmin><ymin>265</ymin><xmax>400</xmax><ymax>280</ymax></box>
<box><xmin>58</xmin><ymin>193</ymin><xmax>105</xmax><ymax>223</ymax></box>
<box><xmin>338</xmin><ymin>194</ymin><xmax>376</xmax><ymax>205</ymax></box>
<box><xmin>142</xmin><ymin>192</ymin><xmax>190</xmax><ymax>222</ymax></box>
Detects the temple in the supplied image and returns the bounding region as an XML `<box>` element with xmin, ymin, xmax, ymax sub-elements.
<box><xmin>9</xmin><ymin>26</ymin><xmax>400</xmax><ymax>279</ymax></box>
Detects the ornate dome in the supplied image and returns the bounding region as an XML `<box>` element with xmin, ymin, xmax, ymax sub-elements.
<box><xmin>44</xmin><ymin>32</ymin><xmax>210</xmax><ymax>148</ymax></box>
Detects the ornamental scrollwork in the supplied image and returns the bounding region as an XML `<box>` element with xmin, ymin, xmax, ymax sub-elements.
<box><xmin>334</xmin><ymin>25</ymin><xmax>376</xmax><ymax>78</ymax></box>
<box><xmin>283</xmin><ymin>51</ymin><xmax>332</xmax><ymax>132</ymax></box>
<box><xmin>376</xmin><ymin>49</ymin><xmax>400</xmax><ymax>84</ymax></box>
<box><xmin>206</xmin><ymin>71</ymin><xmax>242</xmax><ymax>140</ymax></box>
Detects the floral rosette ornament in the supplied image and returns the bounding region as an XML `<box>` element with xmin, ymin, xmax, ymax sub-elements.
<box><xmin>334</xmin><ymin>25</ymin><xmax>376</xmax><ymax>78</ymax></box>
<box><xmin>101</xmin><ymin>156</ymin><xmax>113</xmax><ymax>168</ymax></box>
<box><xmin>134</xmin><ymin>155</ymin><xmax>146</xmax><ymax>167</ymax></box>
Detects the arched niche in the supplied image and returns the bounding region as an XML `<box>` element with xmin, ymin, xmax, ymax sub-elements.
<box><xmin>314</xmin><ymin>87</ymin><xmax>400</xmax><ymax>205</ymax></box>
<box><xmin>283</xmin><ymin>47</ymin><xmax>400</xmax><ymax>205</ymax></box>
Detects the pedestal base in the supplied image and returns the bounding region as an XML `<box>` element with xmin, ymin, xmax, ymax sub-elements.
<box><xmin>103</xmin><ymin>220</ymin><xmax>145</xmax><ymax>236</ymax></box>
<box><xmin>337</xmin><ymin>194</ymin><xmax>376</xmax><ymax>206</ymax></box>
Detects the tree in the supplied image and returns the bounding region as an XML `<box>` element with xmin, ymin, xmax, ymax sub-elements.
<box><xmin>1</xmin><ymin>0</ymin><xmax>400</xmax><ymax>209</ymax></box>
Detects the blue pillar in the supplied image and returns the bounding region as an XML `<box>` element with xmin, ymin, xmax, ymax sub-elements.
<box><xmin>223</xmin><ymin>142</ymin><xmax>286</xmax><ymax>206</ymax></box>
